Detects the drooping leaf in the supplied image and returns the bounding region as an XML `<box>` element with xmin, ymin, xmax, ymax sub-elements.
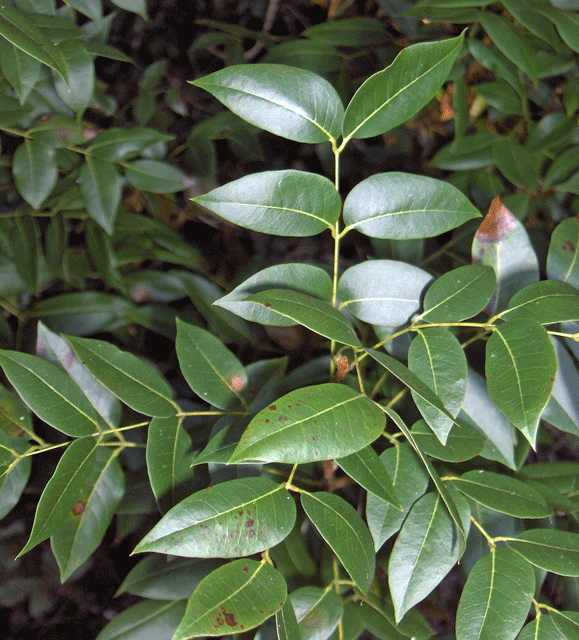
<box><xmin>338</xmin><ymin>261</ymin><xmax>433</xmax><ymax>326</ymax></box>
<box><xmin>190</xmin><ymin>64</ymin><xmax>344</xmax><ymax>143</ymax></box>
<box><xmin>229</xmin><ymin>383</ymin><xmax>385</xmax><ymax>464</ymax></box>
<box><xmin>0</xmin><ymin>39</ymin><xmax>41</xmax><ymax>103</ymax></box>
<box><xmin>507</xmin><ymin>529</ymin><xmax>579</xmax><ymax>577</ymax></box>
<box><xmin>134</xmin><ymin>477</ymin><xmax>296</xmax><ymax>558</ymax></box>
<box><xmin>342</xmin><ymin>33</ymin><xmax>464</xmax><ymax>140</ymax></box>
<box><xmin>193</xmin><ymin>170</ymin><xmax>340</xmax><ymax>237</ymax></box>
<box><xmin>0</xmin><ymin>439</ymin><xmax>31</xmax><ymax>520</ymax></box>
<box><xmin>501</xmin><ymin>281</ymin><xmax>579</xmax><ymax>324</ymax></box>
<box><xmin>290</xmin><ymin>586</ymin><xmax>343</xmax><ymax>640</ymax></box>
<box><xmin>96</xmin><ymin>599</ymin><xmax>187</xmax><ymax>640</ymax></box>
<box><xmin>301</xmin><ymin>491</ymin><xmax>375</xmax><ymax>594</ymax></box>
<box><xmin>342</xmin><ymin>173</ymin><xmax>480</xmax><ymax>240</ymax></box>
<box><xmin>547</xmin><ymin>216</ymin><xmax>579</xmax><ymax>289</ymax></box>
<box><xmin>486</xmin><ymin>318</ymin><xmax>557</xmax><ymax>446</ymax></box>
<box><xmin>65</xmin><ymin>335</ymin><xmax>176</xmax><ymax>418</ymax></box>
<box><xmin>246</xmin><ymin>289</ymin><xmax>360</xmax><ymax>348</ymax></box>
<box><xmin>172</xmin><ymin>559</ymin><xmax>287</xmax><ymax>639</ymax></box>
<box><xmin>176</xmin><ymin>320</ymin><xmax>247</xmax><ymax>411</ymax></box>
<box><xmin>12</xmin><ymin>139</ymin><xmax>58</xmax><ymax>210</ymax></box>
<box><xmin>78</xmin><ymin>157</ymin><xmax>122</xmax><ymax>235</ymax></box>
<box><xmin>455</xmin><ymin>548</ymin><xmax>535</xmax><ymax>640</ymax></box>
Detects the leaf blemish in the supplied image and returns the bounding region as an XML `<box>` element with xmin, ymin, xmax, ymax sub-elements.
<box><xmin>269</xmin><ymin>404</ymin><xmax>277</xmax><ymax>410</ymax></box>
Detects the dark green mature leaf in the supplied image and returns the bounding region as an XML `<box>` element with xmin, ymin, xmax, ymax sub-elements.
<box><xmin>342</xmin><ymin>33</ymin><xmax>463</xmax><ymax>140</ymax></box>
<box><xmin>501</xmin><ymin>281</ymin><xmax>579</xmax><ymax>324</ymax></box>
<box><xmin>430</xmin><ymin>131</ymin><xmax>497</xmax><ymax>170</ymax></box>
<box><xmin>19</xmin><ymin>437</ymin><xmax>98</xmax><ymax>556</ymax></box>
<box><xmin>518</xmin><ymin>614</ymin><xmax>566</xmax><ymax>640</ymax></box>
<box><xmin>276</xmin><ymin>596</ymin><xmax>302</xmax><ymax>640</ymax></box>
<box><xmin>451</xmin><ymin>470</ymin><xmax>551</xmax><ymax>518</ymax></box>
<box><xmin>262</xmin><ymin>39</ymin><xmax>342</xmax><ymax>76</ymax></box>
<box><xmin>343</xmin><ymin>173</ymin><xmax>480</xmax><ymax>240</ymax></box>
<box><xmin>290</xmin><ymin>586</ymin><xmax>343</xmax><ymax>640</ymax></box>
<box><xmin>134</xmin><ymin>477</ymin><xmax>295</xmax><ymax>558</ymax></box>
<box><xmin>0</xmin><ymin>440</ymin><xmax>31</xmax><ymax>520</ymax></box>
<box><xmin>366</xmin><ymin>443</ymin><xmax>429</xmax><ymax>550</ymax></box>
<box><xmin>176</xmin><ymin>320</ymin><xmax>247</xmax><ymax>410</ymax></box>
<box><xmin>547</xmin><ymin>217</ymin><xmax>579</xmax><ymax>289</ymax></box>
<box><xmin>537</xmin><ymin>6</ymin><xmax>579</xmax><ymax>54</ymax></box>
<box><xmin>246</xmin><ymin>289</ymin><xmax>360</xmax><ymax>348</ymax></box>
<box><xmin>0</xmin><ymin>39</ymin><xmax>41</xmax><ymax>103</ymax></box>
<box><xmin>302</xmin><ymin>491</ymin><xmax>375</xmax><ymax>594</ymax></box>
<box><xmin>215</xmin><ymin>264</ymin><xmax>333</xmax><ymax>327</ymax></box>
<box><xmin>124</xmin><ymin>160</ymin><xmax>187</xmax><ymax>193</ymax></box>
<box><xmin>65</xmin><ymin>336</ymin><xmax>176</xmax><ymax>418</ymax></box>
<box><xmin>173</xmin><ymin>559</ymin><xmax>286</xmax><ymax>639</ymax></box>
<box><xmin>230</xmin><ymin>384</ymin><xmax>385</xmax><ymax>464</ymax></box>
<box><xmin>456</xmin><ymin>548</ymin><xmax>534</xmax><ymax>640</ymax></box>
<box><xmin>87</xmin><ymin>127</ymin><xmax>174</xmax><ymax>162</ymax></box>
<box><xmin>12</xmin><ymin>214</ymin><xmax>39</xmax><ymax>294</ymax></box>
<box><xmin>507</xmin><ymin>529</ymin><xmax>579</xmax><ymax>577</ymax></box>
<box><xmin>408</xmin><ymin>329</ymin><xmax>467</xmax><ymax>444</ymax></box>
<box><xmin>0</xmin><ymin>351</ymin><xmax>103</xmax><ymax>437</ymax></box>
<box><xmin>194</xmin><ymin>170</ymin><xmax>340</xmax><ymax>237</ymax></box>
<box><xmin>79</xmin><ymin>157</ymin><xmax>122</xmax><ymax>235</ymax></box>
<box><xmin>410</xmin><ymin>420</ymin><xmax>485</xmax><ymax>464</ymax></box>
<box><xmin>191</xmin><ymin>64</ymin><xmax>344</xmax><ymax>143</ymax></box>
<box><xmin>354</xmin><ymin>602</ymin><xmax>407</xmax><ymax>640</ymax></box>
<box><xmin>420</xmin><ymin>265</ymin><xmax>496</xmax><ymax>323</ymax></box>
<box><xmin>551</xmin><ymin>610</ymin><xmax>579</xmax><ymax>639</ymax></box>
<box><xmin>492</xmin><ymin>138</ymin><xmax>539</xmax><ymax>193</ymax></box>
<box><xmin>53</xmin><ymin>39</ymin><xmax>94</xmax><ymax>116</ymax></box>
<box><xmin>96</xmin><ymin>599</ymin><xmax>187</xmax><ymax>640</ymax></box>
<box><xmin>51</xmin><ymin>447</ymin><xmax>124</xmax><ymax>581</ymax></box>
<box><xmin>543</xmin><ymin>337</ymin><xmax>579</xmax><ymax>438</ymax></box>
<box><xmin>302</xmin><ymin>17</ymin><xmax>388</xmax><ymax>47</ymax></box>
<box><xmin>12</xmin><ymin>139</ymin><xmax>58</xmax><ymax>210</ymax></box>
<box><xmin>486</xmin><ymin>319</ymin><xmax>557</xmax><ymax>446</ymax></box>
<box><xmin>0</xmin><ymin>384</ymin><xmax>34</xmax><ymax>439</ymax></box>
<box><xmin>146</xmin><ymin>415</ymin><xmax>196</xmax><ymax>513</ymax></box>
<box><xmin>338</xmin><ymin>260</ymin><xmax>433</xmax><ymax>327</ymax></box>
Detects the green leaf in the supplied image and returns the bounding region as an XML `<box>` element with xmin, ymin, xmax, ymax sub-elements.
<box><xmin>410</xmin><ymin>419</ymin><xmax>485</xmax><ymax>464</ymax></box>
<box><xmin>87</xmin><ymin>127</ymin><xmax>173</xmax><ymax>162</ymax></box>
<box><xmin>420</xmin><ymin>265</ymin><xmax>496</xmax><ymax>323</ymax></box>
<box><xmin>64</xmin><ymin>0</ymin><xmax>102</xmax><ymax>20</ymax></box>
<box><xmin>430</xmin><ymin>131</ymin><xmax>497</xmax><ymax>170</ymax></box>
<box><xmin>0</xmin><ymin>39</ymin><xmax>41</xmax><ymax>103</ymax></box>
<box><xmin>343</xmin><ymin>173</ymin><xmax>480</xmax><ymax>240</ymax></box>
<box><xmin>543</xmin><ymin>337</ymin><xmax>579</xmax><ymax>438</ymax></box>
<box><xmin>277</xmin><ymin>596</ymin><xmax>302</xmax><ymax>640</ymax></box>
<box><xmin>408</xmin><ymin>328</ymin><xmax>467</xmax><ymax>444</ymax></box>
<box><xmin>547</xmin><ymin>217</ymin><xmax>579</xmax><ymax>289</ymax></box>
<box><xmin>302</xmin><ymin>17</ymin><xmax>388</xmax><ymax>46</ymax></box>
<box><xmin>53</xmin><ymin>39</ymin><xmax>94</xmax><ymax>117</ymax></box>
<box><xmin>536</xmin><ymin>6</ymin><xmax>579</xmax><ymax>54</ymax></box>
<box><xmin>0</xmin><ymin>384</ymin><xmax>34</xmax><ymax>440</ymax></box>
<box><xmin>123</xmin><ymin>160</ymin><xmax>186</xmax><ymax>193</ymax></box>
<box><xmin>246</xmin><ymin>289</ymin><xmax>360</xmax><ymax>348</ymax></box>
<box><xmin>506</xmin><ymin>529</ymin><xmax>579</xmax><ymax>577</ymax></box>
<box><xmin>12</xmin><ymin>214</ymin><xmax>39</xmax><ymax>294</ymax></box>
<box><xmin>389</xmin><ymin>491</ymin><xmax>469</xmax><ymax>622</ymax></box>
<box><xmin>173</xmin><ymin>559</ymin><xmax>286</xmax><ymax>639</ymax></box>
<box><xmin>0</xmin><ymin>350</ymin><xmax>103</xmax><ymax>437</ymax></box>
<box><xmin>193</xmin><ymin>170</ymin><xmax>340</xmax><ymax>237</ymax></box>
<box><xmin>338</xmin><ymin>260</ymin><xmax>433</xmax><ymax>326</ymax></box>
<box><xmin>96</xmin><ymin>599</ymin><xmax>187</xmax><ymax>640</ymax></box>
<box><xmin>336</xmin><ymin>446</ymin><xmax>399</xmax><ymax>507</ymax></box>
<box><xmin>12</xmin><ymin>139</ymin><xmax>58</xmax><ymax>210</ymax></box>
<box><xmin>290</xmin><ymin>587</ymin><xmax>343</xmax><ymax>640</ymax></box>
<box><xmin>262</xmin><ymin>40</ymin><xmax>342</xmax><ymax>76</ymax></box>
<box><xmin>366</xmin><ymin>443</ymin><xmax>429</xmax><ymax>551</ymax></box>
<box><xmin>0</xmin><ymin>3</ymin><xmax>66</xmax><ymax>78</ymax></box>
<box><xmin>78</xmin><ymin>157</ymin><xmax>122</xmax><ymax>235</ymax></box>
<box><xmin>215</xmin><ymin>264</ymin><xmax>333</xmax><ymax>327</ymax></box>
<box><xmin>0</xmin><ymin>439</ymin><xmax>31</xmax><ymax>520</ymax></box>
<box><xmin>229</xmin><ymin>383</ymin><xmax>385</xmax><ymax>464</ymax></box>
<box><xmin>455</xmin><ymin>548</ymin><xmax>535</xmax><ymax>640</ymax></box>
<box><xmin>518</xmin><ymin>614</ymin><xmax>566</xmax><ymax>640</ymax></box>
<box><xmin>146</xmin><ymin>415</ymin><xmax>196</xmax><ymax>513</ymax></box>
<box><xmin>51</xmin><ymin>447</ymin><xmax>124</xmax><ymax>581</ymax></box>
<box><xmin>486</xmin><ymin>319</ymin><xmax>557</xmax><ymax>446</ymax></box>
<box><xmin>501</xmin><ymin>281</ymin><xmax>579</xmax><ymax>324</ymax></box>
<box><xmin>353</xmin><ymin>601</ymin><xmax>407</xmax><ymax>640</ymax></box>
<box><xmin>342</xmin><ymin>33</ymin><xmax>464</xmax><ymax>140</ymax></box>
<box><xmin>301</xmin><ymin>491</ymin><xmax>375</xmax><ymax>594</ymax></box>
<box><xmin>19</xmin><ymin>436</ymin><xmax>98</xmax><ymax>556</ymax></box>
<box><xmin>492</xmin><ymin>138</ymin><xmax>539</xmax><ymax>192</ymax></box>
<box><xmin>134</xmin><ymin>477</ymin><xmax>295</xmax><ymax>558</ymax></box>
<box><xmin>110</xmin><ymin>0</ymin><xmax>147</xmax><ymax>19</ymax></box>
<box><xmin>451</xmin><ymin>470</ymin><xmax>551</xmax><ymax>519</ymax></box>
<box><xmin>176</xmin><ymin>320</ymin><xmax>247</xmax><ymax>411</ymax></box>
<box><xmin>191</xmin><ymin>64</ymin><xmax>344</xmax><ymax>144</ymax></box>
<box><xmin>551</xmin><ymin>610</ymin><xmax>579</xmax><ymax>639</ymax></box>
<box><xmin>65</xmin><ymin>335</ymin><xmax>176</xmax><ymax>418</ymax></box>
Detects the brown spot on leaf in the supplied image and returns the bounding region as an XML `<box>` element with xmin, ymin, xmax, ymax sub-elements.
<box><xmin>231</xmin><ymin>376</ymin><xmax>245</xmax><ymax>392</ymax></box>
<box><xmin>269</xmin><ymin>404</ymin><xmax>277</xmax><ymax>411</ymax></box>
<box><xmin>242</xmin><ymin>565</ymin><xmax>249</xmax><ymax>573</ymax></box>
<box><xmin>72</xmin><ymin>500</ymin><xmax>86</xmax><ymax>516</ymax></box>
<box><xmin>333</xmin><ymin>355</ymin><xmax>350</xmax><ymax>383</ymax></box>
<box><xmin>562</xmin><ymin>240</ymin><xmax>576</xmax><ymax>252</ymax></box>
<box><xmin>278</xmin><ymin>415</ymin><xmax>289</xmax><ymax>423</ymax></box>
<box><xmin>221</xmin><ymin>606</ymin><xmax>238</xmax><ymax>627</ymax></box>
<box><xmin>475</xmin><ymin>195</ymin><xmax>517</xmax><ymax>243</ymax></box>
<box><xmin>245</xmin><ymin>518</ymin><xmax>254</xmax><ymax>528</ymax></box>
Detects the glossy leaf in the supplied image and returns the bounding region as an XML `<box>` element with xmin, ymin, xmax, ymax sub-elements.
<box><xmin>420</xmin><ymin>265</ymin><xmax>496</xmax><ymax>323</ymax></box>
<box><xmin>518</xmin><ymin>615</ymin><xmax>566</xmax><ymax>640</ymax></box>
<box><xmin>65</xmin><ymin>335</ymin><xmax>176</xmax><ymax>418</ymax></box>
<box><xmin>0</xmin><ymin>350</ymin><xmax>103</xmax><ymax>437</ymax></box>
<box><xmin>547</xmin><ymin>216</ymin><xmax>579</xmax><ymax>289</ymax></box>
<box><xmin>215</xmin><ymin>264</ymin><xmax>333</xmax><ymax>327</ymax></box>
<box><xmin>12</xmin><ymin>139</ymin><xmax>58</xmax><ymax>210</ymax></box>
<box><xmin>193</xmin><ymin>170</ymin><xmax>340</xmax><ymax>237</ymax></box>
<box><xmin>53</xmin><ymin>39</ymin><xmax>94</xmax><ymax>116</ymax></box>
<box><xmin>173</xmin><ymin>559</ymin><xmax>286</xmax><ymax>639</ymax></box>
<box><xmin>492</xmin><ymin>138</ymin><xmax>539</xmax><ymax>193</ymax></box>
<box><xmin>543</xmin><ymin>338</ymin><xmax>579</xmax><ymax>437</ymax></box>
<box><xmin>176</xmin><ymin>320</ymin><xmax>247</xmax><ymax>410</ymax></box>
<box><xmin>134</xmin><ymin>477</ymin><xmax>295</xmax><ymax>558</ymax></box>
<box><xmin>277</xmin><ymin>596</ymin><xmax>302</xmax><ymax>640</ymax></box>
<box><xmin>96</xmin><ymin>599</ymin><xmax>187</xmax><ymax>640</ymax></box>
<box><xmin>343</xmin><ymin>173</ymin><xmax>480</xmax><ymax>240</ymax></box>
<box><xmin>19</xmin><ymin>437</ymin><xmax>98</xmax><ymax>556</ymax></box>
<box><xmin>507</xmin><ymin>529</ymin><xmax>579</xmax><ymax>577</ymax></box>
<box><xmin>472</xmin><ymin>196</ymin><xmax>539</xmax><ymax>316</ymax></box>
<box><xmin>366</xmin><ymin>443</ymin><xmax>429</xmax><ymax>550</ymax></box>
<box><xmin>336</xmin><ymin>446</ymin><xmax>399</xmax><ymax>507</ymax></box>
<box><xmin>451</xmin><ymin>470</ymin><xmax>551</xmax><ymax>519</ymax></box>
<box><xmin>78</xmin><ymin>157</ymin><xmax>122</xmax><ymax>235</ymax></box>
<box><xmin>290</xmin><ymin>587</ymin><xmax>343</xmax><ymax>640</ymax></box>
<box><xmin>87</xmin><ymin>127</ymin><xmax>174</xmax><ymax>162</ymax></box>
<box><xmin>51</xmin><ymin>447</ymin><xmax>124</xmax><ymax>581</ymax></box>
<box><xmin>537</xmin><ymin>6</ymin><xmax>579</xmax><ymax>54</ymax></box>
<box><xmin>229</xmin><ymin>383</ymin><xmax>385</xmax><ymax>464</ymax></box>
<box><xmin>501</xmin><ymin>281</ymin><xmax>579</xmax><ymax>325</ymax></box>
<box><xmin>146</xmin><ymin>415</ymin><xmax>196</xmax><ymax>513</ymax></box>
<box><xmin>410</xmin><ymin>419</ymin><xmax>485</xmax><ymax>464</ymax></box>
<box><xmin>302</xmin><ymin>491</ymin><xmax>375</xmax><ymax>594</ymax></box>
<box><xmin>455</xmin><ymin>548</ymin><xmax>534</xmax><ymax>640</ymax></box>
<box><xmin>408</xmin><ymin>328</ymin><xmax>467</xmax><ymax>444</ymax></box>
<box><xmin>338</xmin><ymin>260</ymin><xmax>433</xmax><ymax>326</ymax></box>
<box><xmin>124</xmin><ymin>160</ymin><xmax>186</xmax><ymax>193</ymax></box>
<box><xmin>342</xmin><ymin>33</ymin><xmax>463</xmax><ymax>140</ymax></box>
<box><xmin>246</xmin><ymin>289</ymin><xmax>360</xmax><ymax>348</ymax></box>
<box><xmin>486</xmin><ymin>318</ymin><xmax>557</xmax><ymax>446</ymax></box>
<box><xmin>191</xmin><ymin>64</ymin><xmax>344</xmax><ymax>143</ymax></box>
<box><xmin>0</xmin><ymin>39</ymin><xmax>41</xmax><ymax>103</ymax></box>
<box><xmin>551</xmin><ymin>610</ymin><xmax>579</xmax><ymax>639</ymax></box>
